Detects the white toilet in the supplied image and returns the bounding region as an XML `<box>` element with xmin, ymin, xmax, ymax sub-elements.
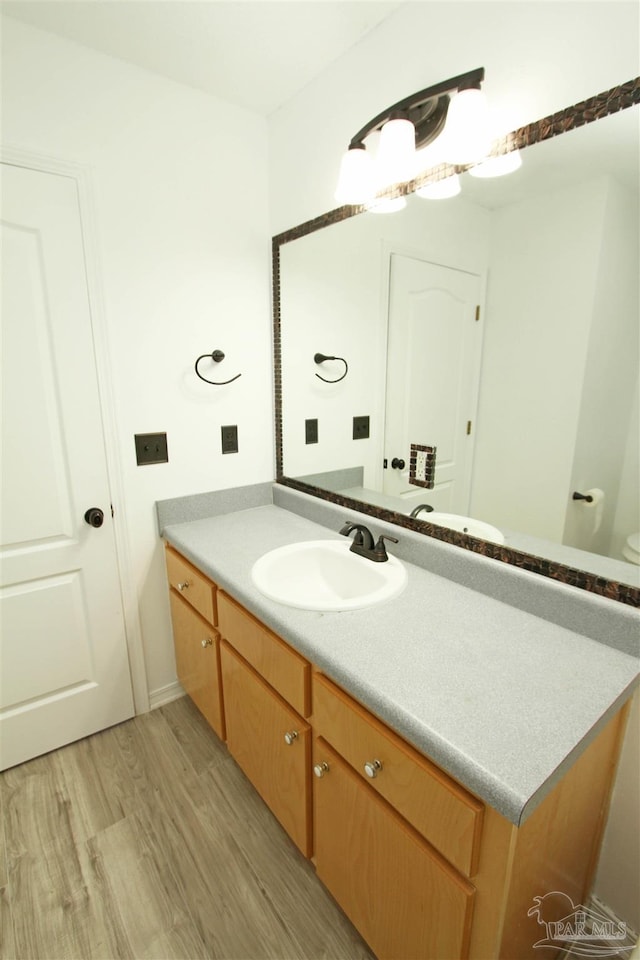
<box><xmin>622</xmin><ymin>532</ymin><xmax>640</xmax><ymax>565</ymax></box>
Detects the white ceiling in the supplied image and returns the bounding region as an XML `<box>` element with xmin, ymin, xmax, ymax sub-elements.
<box><xmin>1</xmin><ymin>0</ymin><xmax>405</xmax><ymax>115</ymax></box>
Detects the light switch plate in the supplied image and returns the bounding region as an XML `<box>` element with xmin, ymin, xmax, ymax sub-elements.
<box><xmin>305</xmin><ymin>418</ymin><xmax>318</xmax><ymax>444</ymax></box>
<box><xmin>221</xmin><ymin>425</ymin><xmax>239</xmax><ymax>454</ymax></box>
<box><xmin>135</xmin><ymin>432</ymin><xmax>168</xmax><ymax>465</ymax></box>
<box><xmin>353</xmin><ymin>415</ymin><xmax>370</xmax><ymax>440</ymax></box>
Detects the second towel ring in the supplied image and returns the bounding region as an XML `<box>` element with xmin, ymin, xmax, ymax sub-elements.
<box><xmin>195</xmin><ymin>349</ymin><xmax>242</xmax><ymax>386</ymax></box>
<box><xmin>314</xmin><ymin>352</ymin><xmax>348</xmax><ymax>384</ymax></box>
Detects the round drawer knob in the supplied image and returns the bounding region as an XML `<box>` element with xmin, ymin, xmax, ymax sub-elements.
<box><xmin>177</xmin><ymin>580</ymin><xmax>190</xmax><ymax>591</ymax></box>
<box><xmin>201</xmin><ymin>637</ymin><xmax>213</xmax><ymax>648</ymax></box>
<box><xmin>364</xmin><ymin>759</ymin><xmax>382</xmax><ymax>778</ymax></box>
<box><xmin>313</xmin><ymin>761</ymin><xmax>330</xmax><ymax>778</ymax></box>
<box><xmin>284</xmin><ymin>731</ymin><xmax>298</xmax><ymax>745</ymax></box>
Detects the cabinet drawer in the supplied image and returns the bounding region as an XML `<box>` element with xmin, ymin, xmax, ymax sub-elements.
<box><xmin>313</xmin><ymin>672</ymin><xmax>483</xmax><ymax>877</ymax></box>
<box><xmin>165</xmin><ymin>546</ymin><xmax>217</xmax><ymax>625</ymax></box>
<box><xmin>221</xmin><ymin>641</ymin><xmax>312</xmax><ymax>857</ymax></box>
<box><xmin>169</xmin><ymin>591</ymin><xmax>224</xmax><ymax>740</ymax></box>
<box><xmin>313</xmin><ymin>738</ymin><xmax>475</xmax><ymax>960</ymax></box>
<box><xmin>218</xmin><ymin>592</ymin><xmax>310</xmax><ymax>717</ymax></box>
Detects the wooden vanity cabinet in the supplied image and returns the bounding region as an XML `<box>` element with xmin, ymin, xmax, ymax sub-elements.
<box><xmin>313</xmin><ymin>671</ymin><xmax>483</xmax><ymax>877</ymax></box>
<box><xmin>312</xmin><ymin>670</ymin><xmax>628</xmax><ymax>960</ymax></box>
<box><xmin>165</xmin><ymin>546</ymin><xmax>225</xmax><ymax>739</ymax></box>
<box><xmin>218</xmin><ymin>592</ymin><xmax>313</xmax><ymax>857</ymax></box>
<box><xmin>313</xmin><ymin>737</ymin><xmax>475</xmax><ymax>960</ymax></box>
<box><xmin>313</xmin><ymin>672</ymin><xmax>480</xmax><ymax>960</ymax></box>
<box><xmin>163</xmin><ymin>545</ymin><xmax>629</xmax><ymax>960</ymax></box>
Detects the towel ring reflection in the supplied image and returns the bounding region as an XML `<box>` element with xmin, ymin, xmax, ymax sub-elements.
<box><xmin>314</xmin><ymin>352</ymin><xmax>348</xmax><ymax>384</ymax></box>
<box><xmin>195</xmin><ymin>349</ymin><xmax>242</xmax><ymax>386</ymax></box>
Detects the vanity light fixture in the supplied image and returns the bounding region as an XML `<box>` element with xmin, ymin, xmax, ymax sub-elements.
<box><xmin>469</xmin><ymin>149</ymin><xmax>522</xmax><ymax>178</ymax></box>
<box><xmin>415</xmin><ymin>174</ymin><xmax>462</xmax><ymax>200</ymax></box>
<box><xmin>334</xmin><ymin>67</ymin><xmax>489</xmax><ymax>206</ymax></box>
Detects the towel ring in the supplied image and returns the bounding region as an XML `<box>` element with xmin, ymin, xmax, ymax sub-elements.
<box><xmin>195</xmin><ymin>349</ymin><xmax>242</xmax><ymax>386</ymax></box>
<box><xmin>314</xmin><ymin>352</ymin><xmax>348</xmax><ymax>384</ymax></box>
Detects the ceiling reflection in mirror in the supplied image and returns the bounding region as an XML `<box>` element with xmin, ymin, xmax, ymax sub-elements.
<box><xmin>274</xmin><ymin>89</ymin><xmax>640</xmax><ymax>602</ymax></box>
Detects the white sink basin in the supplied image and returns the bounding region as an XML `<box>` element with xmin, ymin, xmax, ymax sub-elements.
<box><xmin>251</xmin><ymin>540</ymin><xmax>407</xmax><ymax>612</ymax></box>
<box><xmin>424</xmin><ymin>512</ymin><xmax>505</xmax><ymax>545</ymax></box>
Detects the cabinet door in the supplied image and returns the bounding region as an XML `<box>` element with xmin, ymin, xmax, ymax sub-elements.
<box><xmin>313</xmin><ymin>738</ymin><xmax>475</xmax><ymax>960</ymax></box>
<box><xmin>221</xmin><ymin>641</ymin><xmax>311</xmax><ymax>857</ymax></box>
<box><xmin>169</xmin><ymin>591</ymin><xmax>224</xmax><ymax>739</ymax></box>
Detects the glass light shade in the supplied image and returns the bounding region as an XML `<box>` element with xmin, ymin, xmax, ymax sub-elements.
<box><xmin>334</xmin><ymin>146</ymin><xmax>375</xmax><ymax>204</ymax></box>
<box><xmin>468</xmin><ymin>149</ymin><xmax>522</xmax><ymax>178</ymax></box>
<box><xmin>441</xmin><ymin>88</ymin><xmax>491</xmax><ymax>165</ymax></box>
<box><xmin>366</xmin><ymin>195</ymin><xmax>407</xmax><ymax>214</ymax></box>
<box><xmin>414</xmin><ymin>137</ymin><xmax>448</xmax><ymax>172</ymax></box>
<box><xmin>375</xmin><ymin>117</ymin><xmax>416</xmax><ymax>188</ymax></box>
<box><xmin>415</xmin><ymin>174</ymin><xmax>461</xmax><ymax>200</ymax></box>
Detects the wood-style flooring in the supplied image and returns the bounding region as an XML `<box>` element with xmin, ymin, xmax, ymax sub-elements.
<box><xmin>0</xmin><ymin>696</ymin><xmax>374</xmax><ymax>960</ymax></box>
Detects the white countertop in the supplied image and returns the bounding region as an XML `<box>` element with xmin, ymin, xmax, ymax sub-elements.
<box><xmin>163</xmin><ymin>503</ymin><xmax>639</xmax><ymax>826</ymax></box>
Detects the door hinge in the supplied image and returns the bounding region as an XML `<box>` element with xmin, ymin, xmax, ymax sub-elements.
<box><xmin>466</xmin><ymin>421</ymin><xmax>472</xmax><ymax>436</ymax></box>
<box><xmin>475</xmin><ymin>305</ymin><xmax>480</xmax><ymax>322</ymax></box>
<box><xmin>110</xmin><ymin>504</ymin><xmax>115</xmax><ymax>518</ymax></box>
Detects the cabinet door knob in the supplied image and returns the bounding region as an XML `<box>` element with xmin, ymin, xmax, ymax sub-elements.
<box><xmin>284</xmin><ymin>730</ymin><xmax>298</xmax><ymax>745</ymax></box>
<box><xmin>364</xmin><ymin>759</ymin><xmax>383</xmax><ymax>778</ymax></box>
<box><xmin>177</xmin><ymin>580</ymin><xmax>190</xmax><ymax>591</ymax></box>
<box><xmin>313</xmin><ymin>761</ymin><xmax>329</xmax><ymax>778</ymax></box>
<box><xmin>201</xmin><ymin>637</ymin><xmax>213</xmax><ymax>648</ymax></box>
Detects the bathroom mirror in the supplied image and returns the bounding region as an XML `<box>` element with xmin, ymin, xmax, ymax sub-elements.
<box><xmin>274</xmin><ymin>81</ymin><xmax>640</xmax><ymax>604</ymax></box>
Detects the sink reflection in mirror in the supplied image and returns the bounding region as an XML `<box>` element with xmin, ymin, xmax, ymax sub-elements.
<box><xmin>251</xmin><ymin>540</ymin><xmax>407</xmax><ymax>612</ymax></box>
<box><xmin>416</xmin><ymin>512</ymin><xmax>504</xmax><ymax>545</ymax></box>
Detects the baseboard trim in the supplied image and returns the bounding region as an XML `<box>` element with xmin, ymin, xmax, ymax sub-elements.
<box><xmin>148</xmin><ymin>680</ymin><xmax>184</xmax><ymax>710</ymax></box>
<box><xmin>559</xmin><ymin>895</ymin><xmax>638</xmax><ymax>959</ymax></box>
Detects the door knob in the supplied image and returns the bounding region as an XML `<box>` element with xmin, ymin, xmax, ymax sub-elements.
<box><xmin>84</xmin><ymin>508</ymin><xmax>104</xmax><ymax>528</ymax></box>
<box><xmin>313</xmin><ymin>761</ymin><xmax>330</xmax><ymax>778</ymax></box>
<box><xmin>391</xmin><ymin>458</ymin><xmax>405</xmax><ymax>470</ymax></box>
<box><xmin>284</xmin><ymin>731</ymin><xmax>298</xmax><ymax>745</ymax></box>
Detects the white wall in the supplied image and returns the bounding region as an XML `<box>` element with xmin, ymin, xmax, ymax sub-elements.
<box><xmin>267</xmin><ymin>0</ymin><xmax>639</xmax><ymax>930</ymax></box>
<box><xmin>565</xmin><ymin>178</ymin><xmax>640</xmax><ymax>556</ymax></box>
<box><xmin>471</xmin><ymin>178</ymin><xmax>605</xmax><ymax>540</ymax></box>
<box><xmin>467</xmin><ymin>174</ymin><xmax>638</xmax><ymax>557</ymax></box>
<box><xmin>1</xmin><ymin>16</ymin><xmax>273</xmax><ymax>702</ymax></box>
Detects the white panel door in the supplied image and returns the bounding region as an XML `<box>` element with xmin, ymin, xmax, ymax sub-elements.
<box><xmin>383</xmin><ymin>254</ymin><xmax>483</xmax><ymax>511</ymax></box>
<box><xmin>0</xmin><ymin>162</ymin><xmax>134</xmax><ymax>770</ymax></box>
